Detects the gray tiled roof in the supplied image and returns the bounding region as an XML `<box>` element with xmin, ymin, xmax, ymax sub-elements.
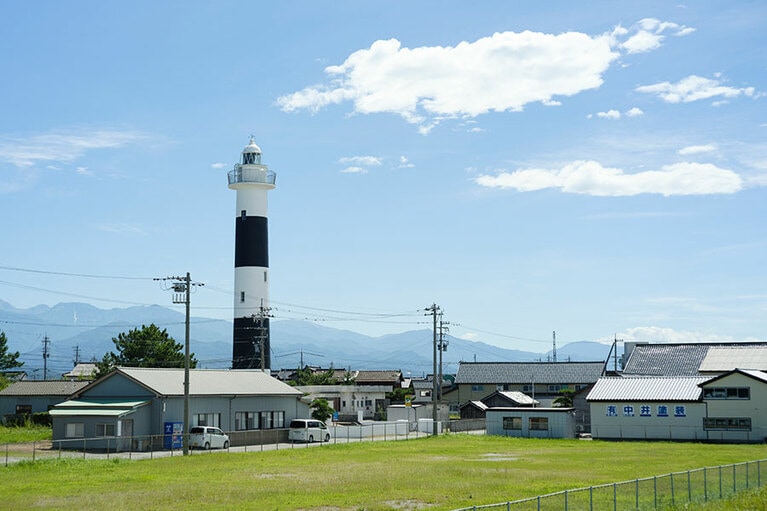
<box><xmin>0</xmin><ymin>380</ymin><xmax>90</xmax><ymax>396</ymax></box>
<box><xmin>455</xmin><ymin>361</ymin><xmax>605</xmax><ymax>385</ymax></box>
<box><xmin>586</xmin><ymin>376</ymin><xmax>708</xmax><ymax>402</ymax></box>
<box><xmin>111</xmin><ymin>367</ymin><xmax>303</xmax><ymax>397</ymax></box>
<box><xmin>623</xmin><ymin>343</ymin><xmax>767</xmax><ymax>376</ymax></box>
<box><xmin>699</xmin><ymin>347</ymin><xmax>767</xmax><ymax>372</ymax></box>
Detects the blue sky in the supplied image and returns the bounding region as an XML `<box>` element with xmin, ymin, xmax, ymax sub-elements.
<box><xmin>1</xmin><ymin>1</ymin><xmax>765</xmax><ymax>354</ymax></box>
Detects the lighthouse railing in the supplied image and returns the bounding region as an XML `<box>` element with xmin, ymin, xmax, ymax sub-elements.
<box><xmin>228</xmin><ymin>166</ymin><xmax>276</xmax><ymax>186</ymax></box>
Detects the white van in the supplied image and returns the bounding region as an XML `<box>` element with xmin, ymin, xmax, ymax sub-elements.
<box><xmin>288</xmin><ymin>419</ymin><xmax>330</xmax><ymax>443</ymax></box>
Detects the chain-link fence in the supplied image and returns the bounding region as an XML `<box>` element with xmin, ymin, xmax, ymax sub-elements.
<box><xmin>2</xmin><ymin>419</ymin><xmax>486</xmax><ymax>466</ymax></box>
<box><xmin>452</xmin><ymin>459</ymin><xmax>766</xmax><ymax>511</ymax></box>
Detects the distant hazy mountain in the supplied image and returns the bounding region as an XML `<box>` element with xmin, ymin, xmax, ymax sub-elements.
<box><xmin>0</xmin><ymin>300</ymin><xmax>613</xmax><ymax>378</ymax></box>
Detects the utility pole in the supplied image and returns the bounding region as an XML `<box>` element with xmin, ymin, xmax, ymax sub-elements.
<box><xmin>425</xmin><ymin>303</ymin><xmax>440</xmax><ymax>436</ymax></box>
<box><xmin>552</xmin><ymin>331</ymin><xmax>557</xmax><ymax>363</ymax></box>
<box><xmin>155</xmin><ymin>272</ymin><xmax>203</xmax><ymax>456</ymax></box>
<box><xmin>251</xmin><ymin>300</ymin><xmax>272</xmax><ymax>371</ymax></box>
<box><xmin>42</xmin><ymin>335</ymin><xmax>50</xmax><ymax>380</ymax></box>
<box><xmin>73</xmin><ymin>345</ymin><xmax>81</xmax><ymax>366</ymax></box>
<box><xmin>438</xmin><ymin>316</ymin><xmax>449</xmax><ymax>401</ymax></box>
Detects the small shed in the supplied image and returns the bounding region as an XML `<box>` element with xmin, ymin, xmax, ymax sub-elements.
<box><xmin>486</xmin><ymin>407</ymin><xmax>576</xmax><ymax>439</ymax></box>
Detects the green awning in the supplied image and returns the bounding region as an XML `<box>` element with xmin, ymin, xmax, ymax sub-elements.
<box><xmin>49</xmin><ymin>399</ymin><xmax>151</xmax><ymax>417</ymax></box>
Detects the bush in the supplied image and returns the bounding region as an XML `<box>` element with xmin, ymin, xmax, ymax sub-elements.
<box><xmin>3</xmin><ymin>412</ymin><xmax>51</xmax><ymax>427</ymax></box>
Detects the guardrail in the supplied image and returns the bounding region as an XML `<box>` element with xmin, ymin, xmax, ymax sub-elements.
<box><xmin>452</xmin><ymin>459</ymin><xmax>767</xmax><ymax>511</ymax></box>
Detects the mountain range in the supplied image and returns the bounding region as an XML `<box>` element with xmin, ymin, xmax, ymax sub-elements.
<box><xmin>0</xmin><ymin>300</ymin><xmax>616</xmax><ymax>378</ymax></box>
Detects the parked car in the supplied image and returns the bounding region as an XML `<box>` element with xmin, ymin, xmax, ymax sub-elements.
<box><xmin>189</xmin><ymin>426</ymin><xmax>229</xmax><ymax>450</ymax></box>
<box><xmin>288</xmin><ymin>419</ymin><xmax>331</xmax><ymax>443</ymax></box>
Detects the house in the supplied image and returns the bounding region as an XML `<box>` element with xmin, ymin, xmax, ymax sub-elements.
<box><xmin>296</xmin><ymin>384</ymin><xmax>392</xmax><ymax>421</ymax></box>
<box><xmin>0</xmin><ymin>380</ymin><xmax>91</xmax><ymax>424</ymax></box>
<box><xmin>62</xmin><ymin>363</ymin><xmax>98</xmax><ymax>380</ymax></box>
<box><xmin>49</xmin><ymin>367</ymin><xmax>308</xmax><ymax>451</ymax></box>
<box><xmin>486</xmin><ymin>407</ymin><xmax>577</xmax><ymax>438</ymax></box>
<box><xmin>460</xmin><ymin>390</ymin><xmax>538</xmax><ymax>420</ymax></box>
<box><xmin>454</xmin><ymin>361</ymin><xmax>605</xmax><ymax>407</ymax></box>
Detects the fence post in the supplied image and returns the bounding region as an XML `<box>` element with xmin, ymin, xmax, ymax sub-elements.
<box><xmin>704</xmin><ymin>467</ymin><xmax>708</xmax><ymax>502</ymax></box>
<box><xmin>670</xmin><ymin>472</ymin><xmax>675</xmax><ymax>505</ymax></box>
<box><xmin>719</xmin><ymin>465</ymin><xmax>723</xmax><ymax>498</ymax></box>
<box><xmin>747</xmin><ymin>462</ymin><xmax>750</xmax><ymax>489</ymax></box>
<box><xmin>32</xmin><ymin>441</ymin><xmax>36</xmax><ymax>462</ymax></box>
<box><xmin>654</xmin><ymin>476</ymin><xmax>658</xmax><ymax>508</ymax></box>
<box><xmin>733</xmin><ymin>464</ymin><xmax>737</xmax><ymax>494</ymax></box>
<box><xmin>589</xmin><ymin>486</ymin><xmax>593</xmax><ymax>511</ymax></box>
<box><xmin>688</xmin><ymin>470</ymin><xmax>691</xmax><ymax>503</ymax></box>
<box><xmin>565</xmin><ymin>489</ymin><xmax>568</xmax><ymax>511</ymax></box>
<box><xmin>4</xmin><ymin>443</ymin><xmax>7</xmax><ymax>467</ymax></box>
<box><xmin>83</xmin><ymin>438</ymin><xmax>86</xmax><ymax>459</ymax></box>
<box><xmin>613</xmin><ymin>482</ymin><xmax>617</xmax><ymax>511</ymax></box>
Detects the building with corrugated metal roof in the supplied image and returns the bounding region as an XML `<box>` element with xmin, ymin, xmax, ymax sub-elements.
<box><xmin>587</xmin><ymin>369</ymin><xmax>767</xmax><ymax>443</ymax></box>
<box><xmin>49</xmin><ymin>367</ymin><xmax>308</xmax><ymax>451</ymax></box>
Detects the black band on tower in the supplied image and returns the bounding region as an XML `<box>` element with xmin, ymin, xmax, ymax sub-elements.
<box><xmin>235</xmin><ymin>216</ymin><xmax>269</xmax><ymax>268</ymax></box>
<box><xmin>232</xmin><ymin>316</ymin><xmax>270</xmax><ymax>370</ymax></box>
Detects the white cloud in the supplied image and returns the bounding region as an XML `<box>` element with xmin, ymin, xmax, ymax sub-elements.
<box><xmin>398</xmin><ymin>156</ymin><xmax>415</xmax><ymax>168</ymax></box>
<box><xmin>619</xmin><ymin>18</ymin><xmax>694</xmax><ymax>54</ymax></box>
<box><xmin>211</xmin><ymin>162</ymin><xmax>227</xmax><ymax>169</ymax></box>
<box><xmin>636</xmin><ymin>75</ymin><xmax>756</xmax><ymax>103</ymax></box>
<box><xmin>597</xmin><ymin>109</ymin><xmax>621</xmax><ymax>119</ymax></box>
<box><xmin>678</xmin><ymin>144</ymin><xmax>716</xmax><ymax>156</ymax></box>
<box><xmin>339</xmin><ymin>156</ymin><xmax>382</xmax><ymax>167</ymax></box>
<box><xmin>0</xmin><ymin>129</ymin><xmax>146</xmax><ymax>168</ymax></box>
<box><xmin>625</xmin><ymin>107</ymin><xmax>644</xmax><ymax>117</ymax></box>
<box><xmin>96</xmin><ymin>223</ymin><xmax>148</xmax><ymax>236</ymax></box>
<box><xmin>460</xmin><ymin>332</ymin><xmax>479</xmax><ymax>341</ymax></box>
<box><xmin>340</xmin><ymin>166</ymin><xmax>367</xmax><ymax>174</ymax></box>
<box><xmin>614</xmin><ymin>326</ymin><xmax>739</xmax><ymax>344</ymax></box>
<box><xmin>475</xmin><ymin>160</ymin><xmax>743</xmax><ymax>196</ymax></box>
<box><xmin>278</xmin><ymin>28</ymin><xmax>626</xmax><ymax>131</ymax></box>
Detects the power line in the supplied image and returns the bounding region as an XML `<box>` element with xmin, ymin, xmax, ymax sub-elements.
<box><xmin>0</xmin><ymin>265</ymin><xmax>153</xmax><ymax>280</ymax></box>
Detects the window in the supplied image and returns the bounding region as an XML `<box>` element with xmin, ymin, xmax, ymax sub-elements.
<box><xmin>522</xmin><ymin>385</ymin><xmax>533</xmax><ymax>393</ymax></box>
<box><xmin>65</xmin><ymin>423</ymin><xmax>84</xmax><ymax>438</ymax></box>
<box><xmin>235</xmin><ymin>412</ymin><xmax>259</xmax><ymax>431</ymax></box>
<box><xmin>240</xmin><ymin>291</ymin><xmax>245</xmax><ymax>303</ymax></box>
<box><xmin>471</xmin><ymin>385</ymin><xmax>484</xmax><ymax>392</ymax></box>
<box><xmin>549</xmin><ymin>385</ymin><xmax>564</xmax><ymax>392</ymax></box>
<box><xmin>703</xmin><ymin>417</ymin><xmax>752</xmax><ymax>431</ymax></box>
<box><xmin>419</xmin><ymin>390</ymin><xmax>431</xmax><ymax>397</ymax></box>
<box><xmin>95</xmin><ymin>423</ymin><xmax>115</xmax><ymax>437</ymax></box>
<box><xmin>503</xmin><ymin>417</ymin><xmax>522</xmax><ymax>430</ymax></box>
<box><xmin>703</xmin><ymin>387</ymin><xmax>750</xmax><ymax>400</ymax></box>
<box><xmin>529</xmin><ymin>417</ymin><xmax>549</xmax><ymax>431</ymax></box>
<box><xmin>195</xmin><ymin>413</ymin><xmax>220</xmax><ymax>427</ymax></box>
<box><xmin>15</xmin><ymin>404</ymin><xmax>32</xmax><ymax>414</ymax></box>
<box><xmin>260</xmin><ymin>411</ymin><xmax>272</xmax><ymax>429</ymax></box>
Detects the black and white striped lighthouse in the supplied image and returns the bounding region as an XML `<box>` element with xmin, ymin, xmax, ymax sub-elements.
<box><xmin>227</xmin><ymin>137</ymin><xmax>276</xmax><ymax>370</ymax></box>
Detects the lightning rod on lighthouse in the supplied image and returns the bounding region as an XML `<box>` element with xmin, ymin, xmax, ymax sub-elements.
<box><xmin>227</xmin><ymin>137</ymin><xmax>276</xmax><ymax>370</ymax></box>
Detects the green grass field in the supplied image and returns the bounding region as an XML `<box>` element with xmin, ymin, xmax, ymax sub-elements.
<box><xmin>0</xmin><ymin>424</ymin><xmax>51</xmax><ymax>444</ymax></box>
<box><xmin>1</xmin><ymin>434</ymin><xmax>765</xmax><ymax>510</ymax></box>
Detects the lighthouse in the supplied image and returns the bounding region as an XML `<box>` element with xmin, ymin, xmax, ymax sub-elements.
<box><xmin>227</xmin><ymin>137</ymin><xmax>276</xmax><ymax>370</ymax></box>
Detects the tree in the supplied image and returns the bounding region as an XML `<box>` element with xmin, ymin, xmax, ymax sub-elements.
<box><xmin>0</xmin><ymin>330</ymin><xmax>23</xmax><ymax>371</ymax></box>
<box><xmin>553</xmin><ymin>389</ymin><xmax>574</xmax><ymax>408</ymax></box>
<box><xmin>291</xmin><ymin>366</ymin><xmax>338</xmax><ymax>386</ymax></box>
<box><xmin>95</xmin><ymin>324</ymin><xmax>197</xmax><ymax>378</ymax></box>
<box><xmin>310</xmin><ymin>398</ymin><xmax>334</xmax><ymax>423</ymax></box>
